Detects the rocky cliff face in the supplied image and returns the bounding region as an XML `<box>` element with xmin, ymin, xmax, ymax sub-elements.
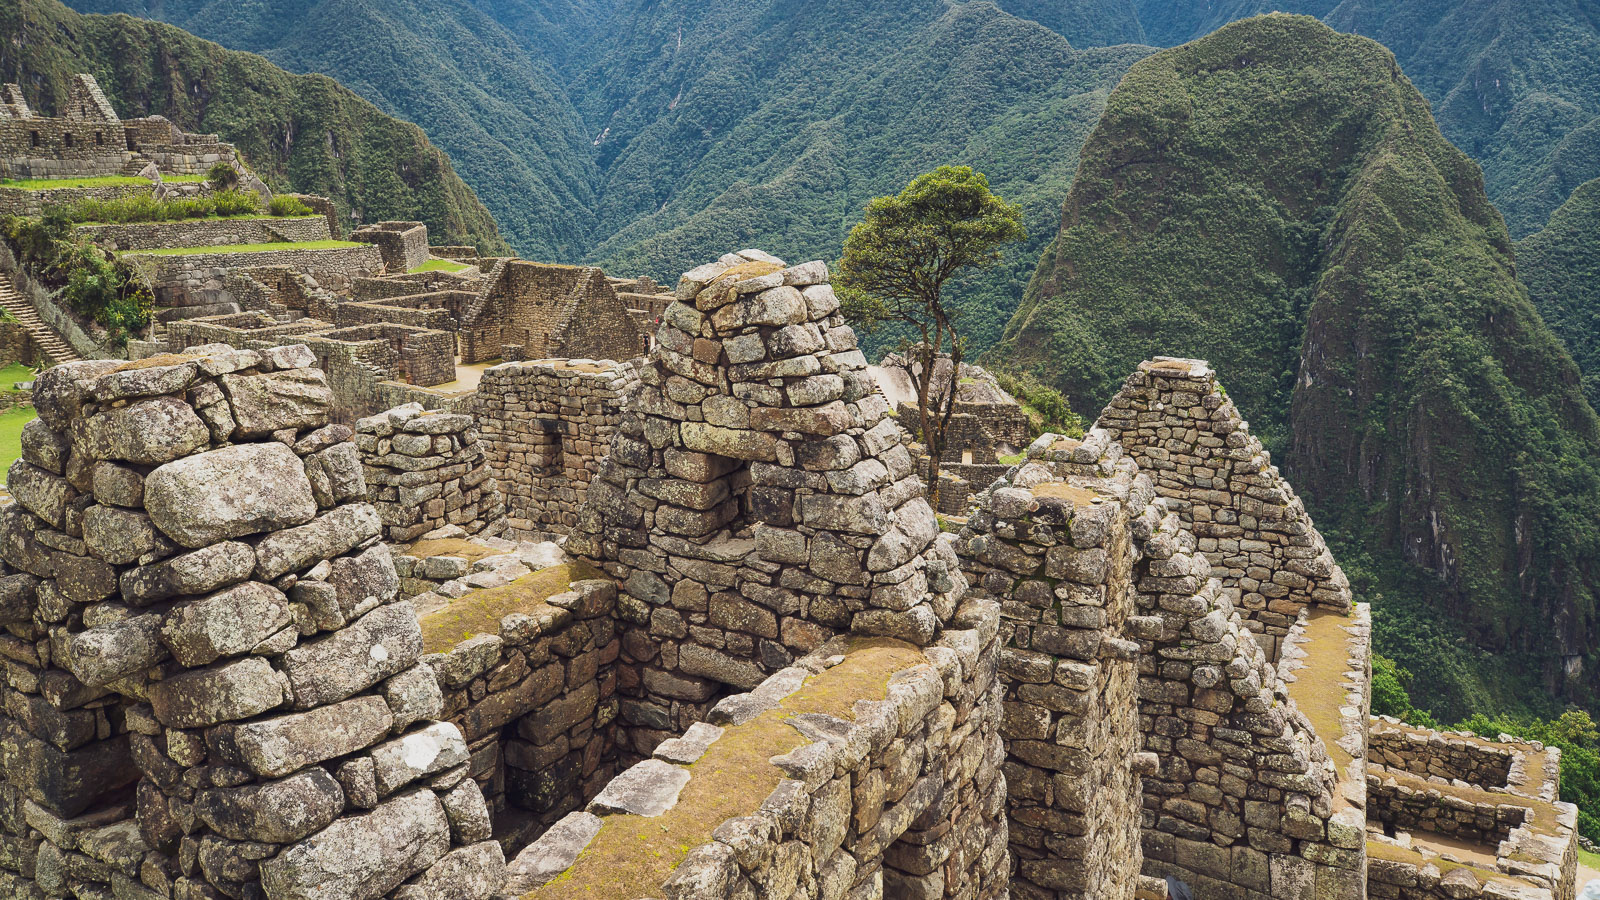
<box><xmin>996</xmin><ymin>14</ymin><xmax>1600</xmax><ymax>712</ymax></box>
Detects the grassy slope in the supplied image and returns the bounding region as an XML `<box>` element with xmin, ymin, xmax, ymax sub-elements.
<box><xmin>559</xmin><ymin>0</ymin><xmax>1150</xmax><ymax>353</ymax></box>
<box><xmin>58</xmin><ymin>0</ymin><xmax>585</xmax><ymax>258</ymax></box>
<box><xmin>2</xmin><ymin>0</ymin><xmax>509</xmax><ymax>254</ymax></box>
<box><xmin>1519</xmin><ymin>178</ymin><xmax>1600</xmax><ymax>408</ymax></box>
<box><xmin>998</xmin><ymin>14</ymin><xmax>1600</xmax><ymax>719</ymax></box>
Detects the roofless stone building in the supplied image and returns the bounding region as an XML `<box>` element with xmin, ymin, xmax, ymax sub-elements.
<box><xmin>0</xmin><ymin>251</ymin><xmax>1578</xmax><ymax>900</ymax></box>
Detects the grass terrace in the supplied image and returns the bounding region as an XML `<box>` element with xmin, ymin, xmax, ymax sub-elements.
<box><xmin>120</xmin><ymin>240</ymin><xmax>363</xmax><ymax>256</ymax></box>
<box><xmin>0</xmin><ymin>175</ymin><xmax>204</xmax><ymax>190</ymax></box>
<box><xmin>409</xmin><ymin>259</ymin><xmax>470</xmax><ymax>274</ymax></box>
<box><xmin>76</xmin><ymin>213</ymin><xmax>322</xmax><ymax>227</ymax></box>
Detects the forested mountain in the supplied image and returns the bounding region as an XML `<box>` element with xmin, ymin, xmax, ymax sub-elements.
<box><xmin>1098</xmin><ymin>0</ymin><xmax>1600</xmax><ymax>237</ymax></box>
<box><xmin>1</xmin><ymin>0</ymin><xmax>508</xmax><ymax>253</ymax></box>
<box><xmin>998</xmin><ymin>14</ymin><xmax>1600</xmax><ymax>720</ymax></box>
<box><xmin>1520</xmin><ymin>178</ymin><xmax>1600</xmax><ymax>409</ymax></box>
<box><xmin>68</xmin><ymin>0</ymin><xmax>1151</xmax><ymax>350</ymax></box>
<box><xmin>62</xmin><ymin>0</ymin><xmax>597</xmax><ymax>260</ymax></box>
<box><xmin>557</xmin><ymin>0</ymin><xmax>1150</xmax><ymax>349</ymax></box>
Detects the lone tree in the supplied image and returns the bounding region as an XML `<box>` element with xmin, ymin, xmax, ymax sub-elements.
<box><xmin>838</xmin><ymin>165</ymin><xmax>1025</xmax><ymax>506</ymax></box>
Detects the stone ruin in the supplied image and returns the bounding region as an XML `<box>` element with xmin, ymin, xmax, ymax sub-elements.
<box><xmin>0</xmin><ymin>249</ymin><xmax>1580</xmax><ymax>900</ymax></box>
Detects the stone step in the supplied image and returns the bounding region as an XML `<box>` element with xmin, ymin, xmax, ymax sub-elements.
<box><xmin>0</xmin><ymin>279</ymin><xmax>83</xmax><ymax>363</ymax></box>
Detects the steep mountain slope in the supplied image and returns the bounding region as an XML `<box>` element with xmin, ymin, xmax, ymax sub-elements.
<box><xmin>995</xmin><ymin>0</ymin><xmax>1147</xmax><ymax>46</ymax></box>
<box><xmin>2</xmin><ymin>0</ymin><xmax>508</xmax><ymax>253</ymax></box>
<box><xmin>997</xmin><ymin>14</ymin><xmax>1600</xmax><ymax>717</ymax></box>
<box><xmin>1520</xmin><ymin>178</ymin><xmax>1600</xmax><ymax>407</ymax></box>
<box><xmin>63</xmin><ymin>0</ymin><xmax>597</xmax><ymax>259</ymax></box>
<box><xmin>557</xmin><ymin>0</ymin><xmax>1151</xmax><ymax>351</ymax></box>
<box><xmin>1127</xmin><ymin>0</ymin><xmax>1600</xmax><ymax>237</ymax></box>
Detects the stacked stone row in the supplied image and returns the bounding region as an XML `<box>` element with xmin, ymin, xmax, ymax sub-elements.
<box><xmin>567</xmin><ymin>251</ymin><xmax>965</xmax><ymax>751</ymax></box>
<box><xmin>355</xmin><ymin>403</ymin><xmax>501</xmax><ymax>542</ymax></box>
<box><xmin>1096</xmin><ymin>358</ymin><xmax>1352</xmax><ymax>655</ymax></box>
<box><xmin>420</xmin><ymin>577</ymin><xmax>620</xmax><ymax>846</ymax></box>
<box><xmin>475</xmin><ymin>359</ymin><xmax>633</xmax><ymax>537</ymax></box>
<box><xmin>0</xmin><ymin>349</ymin><xmax>505</xmax><ymax>900</ymax></box>
<box><xmin>956</xmin><ymin>448</ymin><xmax>1159</xmax><ymax>899</ymax></box>
<box><xmin>968</xmin><ymin>430</ymin><xmax>1360</xmax><ymax>899</ymax></box>
<box><xmin>507</xmin><ymin>598</ymin><xmax>1009</xmax><ymax>900</ymax></box>
<box><xmin>1367</xmin><ymin>725</ymin><xmax>1514</xmax><ymax>788</ymax></box>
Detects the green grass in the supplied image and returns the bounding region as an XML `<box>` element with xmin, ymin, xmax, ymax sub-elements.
<box><xmin>121</xmin><ymin>240</ymin><xmax>363</xmax><ymax>256</ymax></box>
<box><xmin>1579</xmin><ymin>846</ymin><xmax>1600</xmax><ymax>872</ymax></box>
<box><xmin>1</xmin><ymin>175</ymin><xmax>150</xmax><ymax>190</ymax></box>
<box><xmin>0</xmin><ymin>363</ymin><xmax>36</xmax><ymax>392</ymax></box>
<box><xmin>0</xmin><ymin>405</ymin><xmax>38</xmax><ymax>482</ymax></box>
<box><xmin>408</xmin><ymin>259</ymin><xmax>469</xmax><ymax>273</ymax></box>
<box><xmin>76</xmin><ymin>213</ymin><xmax>320</xmax><ymax>227</ymax></box>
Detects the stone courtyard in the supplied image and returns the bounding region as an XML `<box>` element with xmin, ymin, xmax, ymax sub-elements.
<box><xmin>0</xmin><ymin>87</ymin><xmax>1582</xmax><ymax>900</ymax></box>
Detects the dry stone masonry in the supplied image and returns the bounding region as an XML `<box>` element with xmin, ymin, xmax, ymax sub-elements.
<box><xmin>566</xmin><ymin>250</ymin><xmax>967</xmax><ymax>751</ymax></box>
<box><xmin>1096</xmin><ymin>358</ymin><xmax>1353</xmax><ymax>658</ymax></box>
<box><xmin>0</xmin><ymin>347</ymin><xmax>504</xmax><ymax>900</ymax></box>
<box><xmin>0</xmin><ymin>227</ymin><xmax>1585</xmax><ymax>900</ymax></box>
<box><xmin>357</xmin><ymin>403</ymin><xmax>502</xmax><ymax>542</ymax></box>
<box><xmin>476</xmin><ymin>359</ymin><xmax>636</xmax><ymax>537</ymax></box>
<box><xmin>505</xmin><ymin>620</ymin><xmax>1009</xmax><ymax>900</ymax></box>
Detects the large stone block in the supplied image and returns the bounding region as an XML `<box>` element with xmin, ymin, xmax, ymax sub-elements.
<box><xmin>195</xmin><ymin>767</ymin><xmax>344</xmax><ymax>843</ymax></box>
<box><xmin>159</xmin><ymin>581</ymin><xmax>293</xmax><ymax>667</ymax></box>
<box><xmin>258</xmin><ymin>788</ymin><xmax>451</xmax><ymax>900</ymax></box>
<box><xmin>227</xmin><ymin>695</ymin><xmax>394</xmax><ymax>778</ymax></box>
<box><xmin>144</xmin><ymin>443</ymin><xmax>318</xmax><ymax>547</ymax></box>
<box><xmin>279</xmin><ymin>602</ymin><xmax>423</xmax><ymax>708</ymax></box>
<box><xmin>220</xmin><ymin>368</ymin><xmax>333</xmax><ymax>437</ymax></box>
<box><xmin>147</xmin><ymin>656</ymin><xmax>286</xmax><ymax>729</ymax></box>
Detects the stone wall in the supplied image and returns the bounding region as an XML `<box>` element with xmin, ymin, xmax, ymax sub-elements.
<box><xmin>351</xmin><ymin>222</ymin><xmax>430</xmax><ymax>273</ymax></box>
<box><xmin>966</xmin><ymin>423</ymin><xmax>1365</xmax><ymax>899</ymax></box>
<box><xmin>411</xmin><ymin>569</ymin><xmax>620</xmax><ymax>850</ymax></box>
<box><xmin>566</xmin><ymin>251</ymin><xmax>966</xmax><ymax>756</ymax></box>
<box><xmin>0</xmin><ymin>346</ymin><xmax>506</xmax><ymax>899</ymax></box>
<box><xmin>303</xmin><ymin>323</ymin><xmax>456</xmax><ymax>388</ymax></box>
<box><xmin>77</xmin><ymin>216</ymin><xmax>330</xmax><ymax>252</ymax></box>
<box><xmin>336</xmin><ymin>291</ymin><xmax>472</xmax><ymax>332</ymax></box>
<box><xmin>957</xmin><ymin>455</ymin><xmax>1153</xmax><ymax>898</ymax></box>
<box><xmin>1095</xmin><ymin>357</ymin><xmax>1353</xmax><ymax>658</ymax></box>
<box><xmin>128</xmin><ymin>244</ymin><xmax>384</xmax><ymax>323</ymax></box>
<box><xmin>0</xmin><ymin>183</ymin><xmax>153</xmax><ymax>219</ymax></box>
<box><xmin>476</xmin><ymin>359</ymin><xmax>634</xmax><ymax>537</ymax></box>
<box><xmin>460</xmin><ymin>261</ymin><xmax>646</xmax><ymax>364</ymax></box>
<box><xmin>356</xmin><ymin>404</ymin><xmax>501</xmax><ymax>542</ymax></box>
<box><xmin>505</xmin><ymin>610</ymin><xmax>1009</xmax><ymax>900</ymax></box>
<box><xmin>1368</xmin><ymin>724</ymin><xmax>1513</xmax><ymax>788</ymax></box>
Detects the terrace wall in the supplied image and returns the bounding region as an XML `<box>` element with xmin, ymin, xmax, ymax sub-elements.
<box><xmin>77</xmin><ymin>215</ymin><xmax>330</xmax><ymax>251</ymax></box>
<box><xmin>129</xmin><ymin>244</ymin><xmax>383</xmax><ymax>323</ymax></box>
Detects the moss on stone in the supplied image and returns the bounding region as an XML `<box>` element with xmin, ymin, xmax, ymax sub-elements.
<box><xmin>524</xmin><ymin>637</ymin><xmax>925</xmax><ymax>899</ymax></box>
<box><xmin>404</xmin><ymin>538</ymin><xmax>507</xmax><ymax>566</ymax></box>
<box><xmin>1284</xmin><ymin>609</ymin><xmax>1362</xmax><ymax>812</ymax></box>
<box><xmin>418</xmin><ymin>560</ymin><xmax>601</xmax><ymax>653</ymax></box>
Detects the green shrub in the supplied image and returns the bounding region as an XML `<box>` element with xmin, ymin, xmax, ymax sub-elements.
<box><xmin>993</xmin><ymin>369</ymin><xmax>1086</xmax><ymax>439</ymax></box>
<box><xmin>1370</xmin><ymin>654</ymin><xmax>1439</xmax><ymax>729</ymax></box>
<box><xmin>211</xmin><ymin>189</ymin><xmax>261</xmax><ymax>217</ymax></box>
<box><xmin>1</xmin><ymin>214</ymin><xmax>153</xmax><ymax>345</ymax></box>
<box><xmin>269</xmin><ymin>195</ymin><xmax>314</xmax><ymax>217</ymax></box>
<box><xmin>206</xmin><ymin>162</ymin><xmax>239</xmax><ymax>192</ymax></box>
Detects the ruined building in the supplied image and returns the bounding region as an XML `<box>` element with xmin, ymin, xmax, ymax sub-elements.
<box><xmin>0</xmin><ymin>245</ymin><xmax>1580</xmax><ymax>899</ymax></box>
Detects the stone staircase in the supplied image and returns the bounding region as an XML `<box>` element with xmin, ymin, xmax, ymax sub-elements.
<box><xmin>0</xmin><ymin>279</ymin><xmax>82</xmax><ymax>363</ymax></box>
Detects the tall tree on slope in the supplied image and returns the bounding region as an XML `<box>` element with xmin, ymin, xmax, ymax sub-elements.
<box><xmin>839</xmin><ymin>165</ymin><xmax>1025</xmax><ymax>506</ymax></box>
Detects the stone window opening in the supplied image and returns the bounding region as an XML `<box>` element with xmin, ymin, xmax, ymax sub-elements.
<box><xmin>962</xmin><ymin>448</ymin><xmax>973</xmax><ymax>465</ymax></box>
<box><xmin>94</xmin><ymin>130</ymin><xmax>104</xmax><ymax>145</ymax></box>
<box><xmin>29</xmin><ymin>130</ymin><xmax>39</xmax><ymax>148</ymax></box>
<box><xmin>63</xmin><ymin>132</ymin><xmax>74</xmax><ymax>149</ymax></box>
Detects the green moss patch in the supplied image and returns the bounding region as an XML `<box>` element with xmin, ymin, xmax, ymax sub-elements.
<box><xmin>418</xmin><ymin>560</ymin><xmax>601</xmax><ymax>653</ymax></box>
<box><xmin>527</xmin><ymin>637</ymin><xmax>925</xmax><ymax>899</ymax></box>
<box><xmin>1284</xmin><ymin>609</ymin><xmax>1362</xmax><ymax>810</ymax></box>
